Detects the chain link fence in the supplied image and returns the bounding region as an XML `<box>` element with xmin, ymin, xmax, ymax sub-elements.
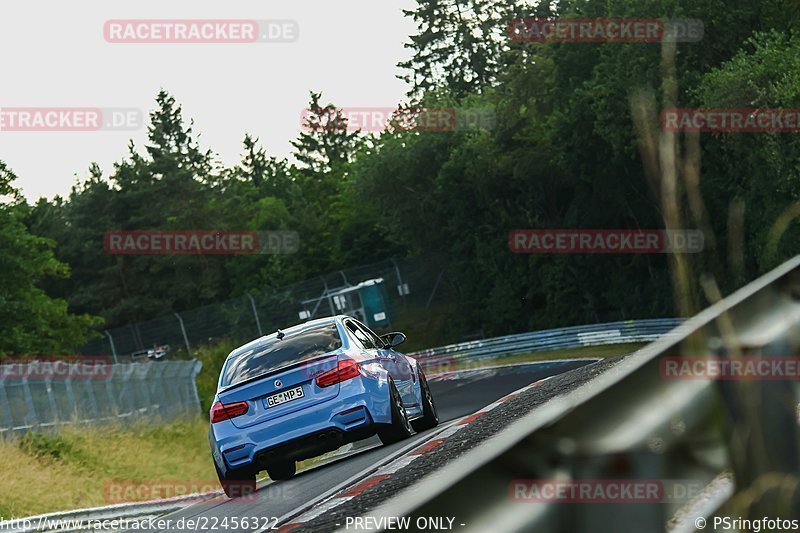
<box><xmin>0</xmin><ymin>360</ymin><xmax>202</xmax><ymax>438</ymax></box>
<box><xmin>80</xmin><ymin>257</ymin><xmax>450</xmax><ymax>359</ymax></box>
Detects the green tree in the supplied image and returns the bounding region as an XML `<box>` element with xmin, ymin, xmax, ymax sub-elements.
<box><xmin>695</xmin><ymin>30</ymin><xmax>800</xmax><ymax>279</ymax></box>
<box><xmin>0</xmin><ymin>162</ymin><xmax>100</xmax><ymax>355</ymax></box>
<box><xmin>291</xmin><ymin>92</ymin><xmax>360</xmax><ymax>179</ymax></box>
<box><xmin>399</xmin><ymin>0</ymin><xmax>518</xmax><ymax>99</ymax></box>
<box><xmin>290</xmin><ymin>92</ymin><xmax>363</xmax><ymax>270</ymax></box>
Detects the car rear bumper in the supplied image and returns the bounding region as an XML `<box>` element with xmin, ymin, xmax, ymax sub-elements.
<box><xmin>212</xmin><ymin>377</ymin><xmax>391</xmax><ymax>470</ymax></box>
<box><xmin>252</xmin><ymin>417</ymin><xmax>375</xmax><ymax>467</ymax></box>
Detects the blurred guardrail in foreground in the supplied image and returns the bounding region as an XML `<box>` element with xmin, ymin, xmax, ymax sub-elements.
<box><xmin>410</xmin><ymin>318</ymin><xmax>683</xmax><ymax>368</ymax></box>
<box><xmin>0</xmin><ymin>360</ymin><xmax>202</xmax><ymax>438</ymax></box>
<box><xmin>366</xmin><ymin>256</ymin><xmax>800</xmax><ymax>532</ymax></box>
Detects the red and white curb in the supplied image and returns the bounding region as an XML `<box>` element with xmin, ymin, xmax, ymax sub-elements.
<box><xmin>426</xmin><ymin>359</ymin><xmax>598</xmax><ymax>383</ymax></box>
<box><xmin>277</xmin><ymin>376</ymin><xmax>553</xmax><ymax>532</ymax></box>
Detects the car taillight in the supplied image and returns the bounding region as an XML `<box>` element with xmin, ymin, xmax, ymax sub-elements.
<box><xmin>210</xmin><ymin>401</ymin><xmax>249</xmax><ymax>423</ymax></box>
<box><xmin>316</xmin><ymin>359</ymin><xmax>361</xmax><ymax>388</ymax></box>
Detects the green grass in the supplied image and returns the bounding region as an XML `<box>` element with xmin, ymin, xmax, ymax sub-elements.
<box><xmin>0</xmin><ymin>418</ymin><xmax>384</xmax><ymax>520</ymax></box>
<box><xmin>0</xmin><ymin>419</ymin><xmax>215</xmax><ymax>519</ymax></box>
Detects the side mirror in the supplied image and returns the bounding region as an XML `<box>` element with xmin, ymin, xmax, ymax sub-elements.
<box><xmin>381</xmin><ymin>332</ymin><xmax>406</xmax><ymax>348</ymax></box>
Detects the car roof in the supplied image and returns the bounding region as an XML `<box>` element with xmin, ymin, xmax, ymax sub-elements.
<box><xmin>226</xmin><ymin>315</ymin><xmax>349</xmax><ymax>361</ymax></box>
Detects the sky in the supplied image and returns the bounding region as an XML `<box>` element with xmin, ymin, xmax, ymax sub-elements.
<box><xmin>0</xmin><ymin>1</ymin><xmax>416</xmax><ymax>201</ymax></box>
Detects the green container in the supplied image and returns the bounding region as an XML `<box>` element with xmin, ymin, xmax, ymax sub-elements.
<box><xmin>359</xmin><ymin>280</ymin><xmax>391</xmax><ymax>328</ymax></box>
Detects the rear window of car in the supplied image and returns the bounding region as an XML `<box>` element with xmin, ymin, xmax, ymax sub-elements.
<box><xmin>220</xmin><ymin>323</ymin><xmax>342</xmax><ymax>388</ymax></box>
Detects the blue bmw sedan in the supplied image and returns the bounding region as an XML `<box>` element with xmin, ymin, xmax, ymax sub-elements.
<box><xmin>209</xmin><ymin>315</ymin><xmax>438</xmax><ymax>497</ymax></box>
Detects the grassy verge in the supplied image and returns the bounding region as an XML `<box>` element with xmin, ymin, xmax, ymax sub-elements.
<box><xmin>0</xmin><ymin>418</ymin><xmax>374</xmax><ymax>520</ymax></box>
<box><xmin>0</xmin><ymin>419</ymin><xmax>215</xmax><ymax>519</ymax></box>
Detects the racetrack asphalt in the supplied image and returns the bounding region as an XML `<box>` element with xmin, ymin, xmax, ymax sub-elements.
<box><xmin>130</xmin><ymin>360</ymin><xmax>593</xmax><ymax>533</ymax></box>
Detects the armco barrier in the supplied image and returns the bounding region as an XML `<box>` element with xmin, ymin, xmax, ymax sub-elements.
<box><xmin>0</xmin><ymin>360</ymin><xmax>202</xmax><ymax>438</ymax></box>
<box><xmin>366</xmin><ymin>257</ymin><xmax>800</xmax><ymax>531</ymax></box>
<box><xmin>1</xmin><ymin>320</ymin><xmax>678</xmax><ymax>439</ymax></box>
<box><xmin>409</xmin><ymin>318</ymin><xmax>683</xmax><ymax>365</ymax></box>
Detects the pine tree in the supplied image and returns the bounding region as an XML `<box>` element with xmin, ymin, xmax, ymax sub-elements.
<box><xmin>291</xmin><ymin>92</ymin><xmax>360</xmax><ymax>177</ymax></box>
<box><xmin>398</xmin><ymin>0</ymin><xmax>514</xmax><ymax>99</ymax></box>
<box><xmin>236</xmin><ymin>134</ymin><xmax>294</xmax><ymax>200</ymax></box>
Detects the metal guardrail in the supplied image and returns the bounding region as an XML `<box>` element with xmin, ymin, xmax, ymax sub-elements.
<box><xmin>0</xmin><ymin>360</ymin><xmax>203</xmax><ymax>438</ymax></box>
<box><xmin>0</xmin><ymin>492</ymin><xmax>219</xmax><ymax>533</ymax></box>
<box><xmin>365</xmin><ymin>256</ymin><xmax>800</xmax><ymax>532</ymax></box>
<box><xmin>409</xmin><ymin>318</ymin><xmax>683</xmax><ymax>365</ymax></box>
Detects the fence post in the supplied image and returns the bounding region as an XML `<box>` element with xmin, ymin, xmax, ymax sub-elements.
<box><xmin>83</xmin><ymin>379</ymin><xmax>98</xmax><ymax>421</ymax></box>
<box><xmin>119</xmin><ymin>365</ymin><xmax>134</xmax><ymax>416</ymax></box>
<box><xmin>63</xmin><ymin>376</ymin><xmax>77</xmax><ymax>421</ymax></box>
<box><xmin>105</xmin><ymin>330</ymin><xmax>119</xmax><ymax>363</ymax></box>
<box><xmin>0</xmin><ymin>376</ymin><xmax>13</xmax><ymax>431</ymax></box>
<box><xmin>147</xmin><ymin>363</ymin><xmax>168</xmax><ymax>419</ymax></box>
<box><xmin>134</xmin><ymin>364</ymin><xmax>152</xmax><ymax>418</ymax></box>
<box><xmin>321</xmin><ymin>277</ymin><xmax>336</xmax><ymax>316</ymax></box>
<box><xmin>45</xmin><ymin>377</ymin><xmax>58</xmax><ymax>425</ymax></box>
<box><xmin>391</xmin><ymin>258</ymin><xmax>409</xmax><ymax>299</ymax></box>
<box><xmin>426</xmin><ymin>271</ymin><xmax>444</xmax><ymax>308</ymax></box>
<box><xmin>106</xmin><ymin>365</ymin><xmax>118</xmax><ymax>416</ymax></box>
<box><xmin>247</xmin><ymin>293</ymin><xmax>264</xmax><ymax>337</ymax></box>
<box><xmin>21</xmin><ymin>377</ymin><xmax>38</xmax><ymax>429</ymax></box>
<box><xmin>192</xmin><ymin>360</ymin><xmax>203</xmax><ymax>414</ymax></box>
<box><xmin>174</xmin><ymin>312</ymin><xmax>192</xmax><ymax>357</ymax></box>
<box><xmin>64</xmin><ymin>376</ymin><xmax>80</xmax><ymax>419</ymax></box>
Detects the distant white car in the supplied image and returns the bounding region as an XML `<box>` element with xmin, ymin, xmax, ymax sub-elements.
<box><xmin>147</xmin><ymin>345</ymin><xmax>169</xmax><ymax>360</ymax></box>
<box><xmin>131</xmin><ymin>345</ymin><xmax>170</xmax><ymax>361</ymax></box>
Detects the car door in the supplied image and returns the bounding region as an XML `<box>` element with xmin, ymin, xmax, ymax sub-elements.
<box><xmin>355</xmin><ymin>320</ymin><xmax>416</xmax><ymax>407</ymax></box>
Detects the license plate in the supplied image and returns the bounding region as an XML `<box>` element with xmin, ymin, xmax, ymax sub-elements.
<box><xmin>265</xmin><ymin>386</ymin><xmax>304</xmax><ymax>407</ymax></box>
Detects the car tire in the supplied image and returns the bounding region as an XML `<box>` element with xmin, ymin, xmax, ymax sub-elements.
<box><xmin>266</xmin><ymin>460</ymin><xmax>296</xmax><ymax>481</ymax></box>
<box><xmin>378</xmin><ymin>378</ymin><xmax>413</xmax><ymax>445</ymax></box>
<box><xmin>214</xmin><ymin>461</ymin><xmax>256</xmax><ymax>499</ymax></box>
<box><xmin>411</xmin><ymin>369</ymin><xmax>439</xmax><ymax>432</ymax></box>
